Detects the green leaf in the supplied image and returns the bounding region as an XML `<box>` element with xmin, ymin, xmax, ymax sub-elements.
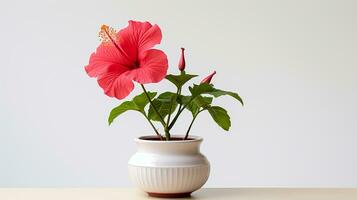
<box><xmin>189</xmin><ymin>83</ymin><xmax>243</xmax><ymax>106</ymax></box>
<box><xmin>176</xmin><ymin>94</ymin><xmax>191</xmax><ymax>105</ymax></box>
<box><xmin>190</xmin><ymin>96</ymin><xmax>213</xmax><ymax>115</ymax></box>
<box><xmin>108</xmin><ymin>101</ymin><xmax>139</xmax><ymax>125</ymax></box>
<box><xmin>108</xmin><ymin>92</ymin><xmax>157</xmax><ymax>125</ymax></box>
<box><xmin>189</xmin><ymin>83</ymin><xmax>215</xmax><ymax>99</ymax></box>
<box><xmin>208</xmin><ymin>106</ymin><xmax>231</xmax><ymax>131</ymax></box>
<box><xmin>148</xmin><ymin>92</ymin><xmax>178</xmax><ymax>121</ymax></box>
<box><xmin>208</xmin><ymin>89</ymin><xmax>244</xmax><ymax>106</ymax></box>
<box><xmin>185</xmin><ymin>98</ymin><xmax>199</xmax><ymax>115</ymax></box>
<box><xmin>166</xmin><ymin>73</ymin><xmax>198</xmax><ymax>88</ymax></box>
<box><xmin>179</xmin><ymin>94</ymin><xmax>212</xmax><ymax>116</ymax></box>
<box><xmin>193</xmin><ymin>95</ymin><xmax>213</xmax><ymax>108</ymax></box>
<box><xmin>133</xmin><ymin>91</ymin><xmax>157</xmax><ymax>110</ymax></box>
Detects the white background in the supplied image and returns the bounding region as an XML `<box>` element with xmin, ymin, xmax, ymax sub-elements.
<box><xmin>1</xmin><ymin>0</ymin><xmax>356</xmax><ymax>187</ymax></box>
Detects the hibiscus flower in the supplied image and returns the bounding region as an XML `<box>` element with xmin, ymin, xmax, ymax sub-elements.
<box><xmin>85</xmin><ymin>21</ymin><xmax>168</xmax><ymax>99</ymax></box>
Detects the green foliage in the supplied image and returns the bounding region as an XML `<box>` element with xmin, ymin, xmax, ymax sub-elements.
<box><xmin>132</xmin><ymin>92</ymin><xmax>157</xmax><ymax>110</ymax></box>
<box><xmin>189</xmin><ymin>83</ymin><xmax>215</xmax><ymax>99</ymax></box>
<box><xmin>176</xmin><ymin>94</ymin><xmax>190</xmax><ymax>105</ymax></box>
<box><xmin>189</xmin><ymin>83</ymin><xmax>243</xmax><ymax>106</ymax></box>
<box><xmin>181</xmin><ymin>95</ymin><xmax>213</xmax><ymax>116</ymax></box>
<box><xmin>108</xmin><ymin>92</ymin><xmax>157</xmax><ymax>125</ymax></box>
<box><xmin>208</xmin><ymin>89</ymin><xmax>244</xmax><ymax>106</ymax></box>
<box><xmin>166</xmin><ymin>73</ymin><xmax>198</xmax><ymax>89</ymax></box>
<box><xmin>148</xmin><ymin>92</ymin><xmax>178</xmax><ymax>121</ymax></box>
<box><xmin>193</xmin><ymin>95</ymin><xmax>213</xmax><ymax>108</ymax></box>
<box><xmin>207</xmin><ymin>106</ymin><xmax>231</xmax><ymax>131</ymax></box>
<box><xmin>108</xmin><ymin>73</ymin><xmax>243</xmax><ymax>138</ymax></box>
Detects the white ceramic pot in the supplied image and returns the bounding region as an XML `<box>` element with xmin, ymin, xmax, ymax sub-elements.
<box><xmin>128</xmin><ymin>135</ymin><xmax>210</xmax><ymax>198</ymax></box>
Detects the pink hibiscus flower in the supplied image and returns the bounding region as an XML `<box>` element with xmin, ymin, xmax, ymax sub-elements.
<box><xmin>85</xmin><ymin>21</ymin><xmax>168</xmax><ymax>99</ymax></box>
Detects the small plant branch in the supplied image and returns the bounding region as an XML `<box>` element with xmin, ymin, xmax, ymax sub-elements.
<box><xmin>140</xmin><ymin>84</ymin><xmax>166</xmax><ymax>127</ymax></box>
<box><xmin>177</xmin><ymin>104</ymin><xmax>183</xmax><ymax>116</ymax></box>
<box><xmin>168</xmin><ymin>108</ymin><xmax>182</xmax><ymax>130</ymax></box>
<box><xmin>142</xmin><ymin>112</ymin><xmax>164</xmax><ymax>140</ymax></box>
<box><xmin>166</xmin><ymin>87</ymin><xmax>181</xmax><ymax>126</ymax></box>
<box><xmin>168</xmin><ymin>97</ymin><xmax>195</xmax><ymax>130</ymax></box>
<box><xmin>140</xmin><ymin>84</ymin><xmax>170</xmax><ymax>140</ymax></box>
<box><xmin>184</xmin><ymin>109</ymin><xmax>205</xmax><ymax>140</ymax></box>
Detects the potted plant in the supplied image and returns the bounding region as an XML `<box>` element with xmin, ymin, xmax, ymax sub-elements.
<box><xmin>84</xmin><ymin>20</ymin><xmax>243</xmax><ymax>198</ymax></box>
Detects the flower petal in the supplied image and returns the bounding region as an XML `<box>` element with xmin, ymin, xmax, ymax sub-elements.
<box><xmin>85</xmin><ymin>44</ymin><xmax>131</xmax><ymax>77</ymax></box>
<box><xmin>97</xmin><ymin>71</ymin><xmax>134</xmax><ymax>100</ymax></box>
<box><xmin>126</xmin><ymin>49</ymin><xmax>168</xmax><ymax>84</ymax></box>
<box><xmin>138</xmin><ymin>24</ymin><xmax>162</xmax><ymax>52</ymax></box>
<box><xmin>118</xmin><ymin>21</ymin><xmax>162</xmax><ymax>63</ymax></box>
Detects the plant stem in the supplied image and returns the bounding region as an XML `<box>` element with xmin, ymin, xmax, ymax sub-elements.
<box><xmin>164</xmin><ymin>127</ymin><xmax>170</xmax><ymax>141</ymax></box>
<box><xmin>166</xmin><ymin>88</ymin><xmax>180</xmax><ymax>126</ymax></box>
<box><xmin>168</xmin><ymin>97</ymin><xmax>194</xmax><ymax>130</ymax></box>
<box><xmin>142</xmin><ymin>113</ymin><xmax>164</xmax><ymax>140</ymax></box>
<box><xmin>140</xmin><ymin>84</ymin><xmax>166</xmax><ymax>127</ymax></box>
<box><xmin>184</xmin><ymin>109</ymin><xmax>204</xmax><ymax>140</ymax></box>
<box><xmin>140</xmin><ymin>84</ymin><xmax>170</xmax><ymax>140</ymax></box>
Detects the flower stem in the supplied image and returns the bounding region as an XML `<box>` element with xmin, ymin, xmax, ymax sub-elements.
<box><xmin>184</xmin><ymin>109</ymin><xmax>204</xmax><ymax>140</ymax></box>
<box><xmin>168</xmin><ymin>97</ymin><xmax>194</xmax><ymax>130</ymax></box>
<box><xmin>142</xmin><ymin>113</ymin><xmax>164</xmax><ymax>140</ymax></box>
<box><xmin>140</xmin><ymin>84</ymin><xmax>170</xmax><ymax>140</ymax></box>
<box><xmin>166</xmin><ymin>87</ymin><xmax>180</xmax><ymax>126</ymax></box>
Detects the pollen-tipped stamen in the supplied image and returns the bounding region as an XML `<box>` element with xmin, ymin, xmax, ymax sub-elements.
<box><xmin>99</xmin><ymin>25</ymin><xmax>117</xmax><ymax>44</ymax></box>
<box><xmin>99</xmin><ymin>24</ymin><xmax>130</xmax><ymax>60</ymax></box>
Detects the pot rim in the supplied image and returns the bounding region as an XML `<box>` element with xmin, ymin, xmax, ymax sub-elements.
<box><xmin>135</xmin><ymin>135</ymin><xmax>203</xmax><ymax>143</ymax></box>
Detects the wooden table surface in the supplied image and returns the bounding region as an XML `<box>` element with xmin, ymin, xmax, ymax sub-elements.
<box><xmin>0</xmin><ymin>188</ymin><xmax>356</xmax><ymax>200</ymax></box>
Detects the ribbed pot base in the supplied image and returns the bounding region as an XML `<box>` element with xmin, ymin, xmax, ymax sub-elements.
<box><xmin>147</xmin><ymin>192</ymin><xmax>192</xmax><ymax>198</ymax></box>
<box><xmin>129</xmin><ymin>135</ymin><xmax>210</xmax><ymax>196</ymax></box>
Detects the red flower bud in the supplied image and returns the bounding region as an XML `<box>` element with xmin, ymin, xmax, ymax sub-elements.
<box><xmin>201</xmin><ymin>71</ymin><xmax>216</xmax><ymax>84</ymax></box>
<box><xmin>178</xmin><ymin>48</ymin><xmax>186</xmax><ymax>71</ymax></box>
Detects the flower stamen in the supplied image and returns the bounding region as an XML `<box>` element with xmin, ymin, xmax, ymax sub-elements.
<box><xmin>98</xmin><ymin>24</ymin><xmax>130</xmax><ymax>61</ymax></box>
<box><xmin>99</xmin><ymin>25</ymin><xmax>118</xmax><ymax>45</ymax></box>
